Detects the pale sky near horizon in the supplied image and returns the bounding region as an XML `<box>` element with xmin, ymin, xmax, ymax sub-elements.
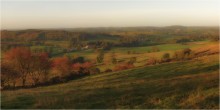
<box><xmin>1</xmin><ymin>0</ymin><xmax>219</xmax><ymax>29</ymax></box>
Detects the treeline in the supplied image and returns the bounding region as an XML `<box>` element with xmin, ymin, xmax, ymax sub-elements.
<box><xmin>1</xmin><ymin>30</ymin><xmax>120</xmax><ymax>42</ymax></box>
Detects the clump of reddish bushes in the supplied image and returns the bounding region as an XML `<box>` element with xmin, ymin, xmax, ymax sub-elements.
<box><xmin>114</xmin><ymin>63</ymin><xmax>134</xmax><ymax>71</ymax></box>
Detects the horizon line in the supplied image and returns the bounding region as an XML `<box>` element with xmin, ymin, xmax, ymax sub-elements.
<box><xmin>1</xmin><ymin>25</ymin><xmax>219</xmax><ymax>31</ymax></box>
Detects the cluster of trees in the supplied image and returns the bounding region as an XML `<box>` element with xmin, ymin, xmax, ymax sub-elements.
<box><xmin>1</xmin><ymin>47</ymin><xmax>100</xmax><ymax>89</ymax></box>
<box><xmin>146</xmin><ymin>48</ymin><xmax>194</xmax><ymax>65</ymax></box>
<box><xmin>2</xmin><ymin>47</ymin><xmax>51</xmax><ymax>88</ymax></box>
<box><xmin>173</xmin><ymin>48</ymin><xmax>194</xmax><ymax>61</ymax></box>
<box><xmin>119</xmin><ymin>36</ymin><xmax>147</xmax><ymax>47</ymax></box>
<box><xmin>175</xmin><ymin>38</ymin><xmax>191</xmax><ymax>44</ymax></box>
<box><xmin>87</xmin><ymin>41</ymin><xmax>113</xmax><ymax>50</ymax></box>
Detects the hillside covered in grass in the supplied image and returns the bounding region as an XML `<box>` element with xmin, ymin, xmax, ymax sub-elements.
<box><xmin>1</xmin><ymin>54</ymin><xmax>219</xmax><ymax>109</ymax></box>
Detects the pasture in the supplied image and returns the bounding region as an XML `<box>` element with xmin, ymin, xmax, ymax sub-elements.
<box><xmin>1</xmin><ymin>54</ymin><xmax>219</xmax><ymax>109</ymax></box>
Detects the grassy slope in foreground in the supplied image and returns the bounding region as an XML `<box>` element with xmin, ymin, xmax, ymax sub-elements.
<box><xmin>1</xmin><ymin>54</ymin><xmax>219</xmax><ymax>109</ymax></box>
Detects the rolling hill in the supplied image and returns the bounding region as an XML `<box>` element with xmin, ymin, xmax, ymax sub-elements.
<box><xmin>1</xmin><ymin>54</ymin><xmax>219</xmax><ymax>109</ymax></box>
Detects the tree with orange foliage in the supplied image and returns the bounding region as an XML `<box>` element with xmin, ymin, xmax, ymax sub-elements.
<box><xmin>72</xmin><ymin>62</ymin><xmax>93</xmax><ymax>74</ymax></box>
<box><xmin>52</xmin><ymin>56</ymin><xmax>71</xmax><ymax>77</ymax></box>
<box><xmin>72</xmin><ymin>63</ymin><xmax>82</xmax><ymax>71</ymax></box>
<box><xmin>4</xmin><ymin>47</ymin><xmax>32</xmax><ymax>86</ymax></box>
<box><xmin>30</xmin><ymin>53</ymin><xmax>51</xmax><ymax>85</ymax></box>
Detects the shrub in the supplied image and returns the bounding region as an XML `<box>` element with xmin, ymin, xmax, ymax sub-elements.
<box><xmin>114</xmin><ymin>63</ymin><xmax>134</xmax><ymax>71</ymax></box>
<box><xmin>146</xmin><ymin>57</ymin><xmax>157</xmax><ymax>65</ymax></box>
<box><xmin>49</xmin><ymin>76</ymin><xmax>61</xmax><ymax>84</ymax></box>
<box><xmin>72</xmin><ymin>63</ymin><xmax>82</xmax><ymax>71</ymax></box>
<box><xmin>111</xmin><ymin>52</ymin><xmax>117</xmax><ymax>64</ymax></box>
<box><xmin>182</xmin><ymin>48</ymin><xmax>191</xmax><ymax>55</ymax></box>
<box><xmin>161</xmin><ymin>53</ymin><xmax>170</xmax><ymax>62</ymax></box>
<box><xmin>72</xmin><ymin>56</ymin><xmax>85</xmax><ymax>63</ymax></box>
<box><xmin>90</xmin><ymin>68</ymin><xmax>101</xmax><ymax>74</ymax></box>
<box><xmin>173</xmin><ymin>48</ymin><xmax>193</xmax><ymax>61</ymax></box>
<box><xmin>97</xmin><ymin>50</ymin><xmax>105</xmax><ymax>63</ymax></box>
<box><xmin>104</xmin><ymin>68</ymin><xmax>113</xmax><ymax>73</ymax></box>
<box><xmin>72</xmin><ymin>62</ymin><xmax>93</xmax><ymax>71</ymax></box>
<box><xmin>128</xmin><ymin>57</ymin><xmax>137</xmax><ymax>65</ymax></box>
<box><xmin>82</xmin><ymin>62</ymin><xmax>93</xmax><ymax>69</ymax></box>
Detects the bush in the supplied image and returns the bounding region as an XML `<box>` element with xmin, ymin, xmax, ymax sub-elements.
<box><xmin>146</xmin><ymin>57</ymin><xmax>157</xmax><ymax>65</ymax></box>
<box><xmin>182</xmin><ymin>48</ymin><xmax>191</xmax><ymax>55</ymax></box>
<box><xmin>49</xmin><ymin>76</ymin><xmax>61</xmax><ymax>84</ymax></box>
<box><xmin>111</xmin><ymin>52</ymin><xmax>117</xmax><ymax>64</ymax></box>
<box><xmin>72</xmin><ymin>56</ymin><xmax>85</xmax><ymax>63</ymax></box>
<box><xmin>90</xmin><ymin>68</ymin><xmax>101</xmax><ymax>74</ymax></box>
<box><xmin>173</xmin><ymin>48</ymin><xmax>193</xmax><ymax>60</ymax></box>
<box><xmin>114</xmin><ymin>63</ymin><xmax>134</xmax><ymax>71</ymax></box>
<box><xmin>128</xmin><ymin>57</ymin><xmax>137</xmax><ymax>65</ymax></box>
<box><xmin>161</xmin><ymin>53</ymin><xmax>170</xmax><ymax>62</ymax></box>
<box><xmin>104</xmin><ymin>68</ymin><xmax>113</xmax><ymax>73</ymax></box>
<box><xmin>72</xmin><ymin>62</ymin><xmax>93</xmax><ymax>71</ymax></box>
<box><xmin>97</xmin><ymin>50</ymin><xmax>105</xmax><ymax>63</ymax></box>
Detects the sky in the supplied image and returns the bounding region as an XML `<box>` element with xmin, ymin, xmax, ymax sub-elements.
<box><xmin>1</xmin><ymin>0</ymin><xmax>219</xmax><ymax>29</ymax></box>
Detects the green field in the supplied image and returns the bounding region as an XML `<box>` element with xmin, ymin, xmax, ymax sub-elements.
<box><xmin>1</xmin><ymin>54</ymin><xmax>219</xmax><ymax>109</ymax></box>
<box><xmin>112</xmin><ymin>41</ymin><xmax>211</xmax><ymax>53</ymax></box>
<box><xmin>62</xmin><ymin>41</ymin><xmax>216</xmax><ymax>72</ymax></box>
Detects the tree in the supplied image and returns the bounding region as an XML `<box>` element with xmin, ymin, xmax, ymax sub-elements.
<box><xmin>52</xmin><ymin>56</ymin><xmax>71</xmax><ymax>77</ymax></box>
<box><xmin>4</xmin><ymin>47</ymin><xmax>32</xmax><ymax>86</ymax></box>
<box><xmin>161</xmin><ymin>53</ymin><xmax>170</xmax><ymax>62</ymax></box>
<box><xmin>68</xmin><ymin>35</ymin><xmax>81</xmax><ymax>49</ymax></box>
<box><xmin>111</xmin><ymin>52</ymin><xmax>117</xmax><ymax>64</ymax></box>
<box><xmin>146</xmin><ymin>57</ymin><xmax>157</xmax><ymax>65</ymax></box>
<box><xmin>72</xmin><ymin>62</ymin><xmax>93</xmax><ymax>75</ymax></box>
<box><xmin>128</xmin><ymin>57</ymin><xmax>137</xmax><ymax>65</ymax></box>
<box><xmin>182</xmin><ymin>48</ymin><xmax>191</xmax><ymax>55</ymax></box>
<box><xmin>173</xmin><ymin>48</ymin><xmax>192</xmax><ymax>60</ymax></box>
<box><xmin>72</xmin><ymin>56</ymin><xmax>85</xmax><ymax>63</ymax></box>
<box><xmin>97</xmin><ymin>50</ymin><xmax>105</xmax><ymax>63</ymax></box>
<box><xmin>30</xmin><ymin>53</ymin><xmax>51</xmax><ymax>85</ymax></box>
<box><xmin>1</xmin><ymin>62</ymin><xmax>20</xmax><ymax>88</ymax></box>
